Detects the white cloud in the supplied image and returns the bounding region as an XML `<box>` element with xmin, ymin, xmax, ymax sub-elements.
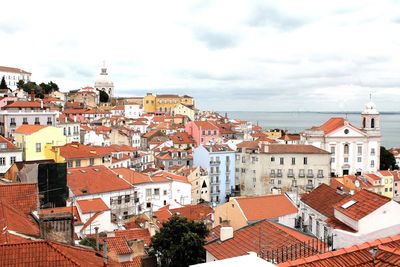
<box><xmin>1</xmin><ymin>0</ymin><xmax>400</xmax><ymax>111</ymax></box>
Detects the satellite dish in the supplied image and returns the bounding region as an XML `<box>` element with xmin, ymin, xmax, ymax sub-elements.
<box><xmin>355</xmin><ymin>180</ymin><xmax>360</xmax><ymax>188</ymax></box>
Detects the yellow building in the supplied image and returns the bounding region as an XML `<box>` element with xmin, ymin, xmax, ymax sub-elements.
<box><xmin>378</xmin><ymin>171</ymin><xmax>395</xmax><ymax>198</ymax></box>
<box><xmin>14</xmin><ymin>125</ymin><xmax>67</xmax><ymax>161</ymax></box>
<box><xmin>49</xmin><ymin>142</ymin><xmax>112</xmax><ymax>168</ymax></box>
<box><xmin>143</xmin><ymin>93</ymin><xmax>194</xmax><ymax>114</ymax></box>
<box><xmin>265</xmin><ymin>129</ymin><xmax>283</xmax><ymax>139</ymax></box>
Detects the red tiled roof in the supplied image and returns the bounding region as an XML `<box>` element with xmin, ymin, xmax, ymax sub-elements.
<box><xmin>107</xmin><ymin>236</ymin><xmax>132</xmax><ymax>255</ymax></box>
<box><xmin>318</xmin><ymin>117</ymin><xmax>346</xmax><ymax>134</ymax></box>
<box><xmin>0</xmin><ymin>66</ymin><xmax>31</xmax><ymax>74</ymax></box>
<box><xmin>168</xmin><ymin>132</ymin><xmax>194</xmax><ymax>144</ymax></box>
<box><xmin>54</xmin><ymin>142</ymin><xmax>112</xmax><ymax>159</ymax></box>
<box><xmin>237</xmin><ymin>141</ymin><xmax>260</xmax><ymax>149</ymax></box>
<box><xmin>235</xmin><ymin>195</ymin><xmax>297</xmax><ymax>221</ymax></box>
<box><xmin>67</xmin><ymin>166</ymin><xmax>131</xmax><ymax>195</ymax></box>
<box><xmin>4</xmin><ymin>101</ymin><xmax>46</xmax><ymax>109</ymax></box>
<box><xmin>266</xmin><ymin>144</ymin><xmax>330</xmax><ymax>154</ymax></box>
<box><xmin>170</xmin><ymin>204</ymin><xmax>213</xmax><ymax>221</ymax></box>
<box><xmin>0</xmin><ymin>240</ymin><xmax>114</xmax><ymax>266</ymax></box>
<box><xmin>114</xmin><ymin>229</ymin><xmax>152</xmax><ymax>246</ymax></box>
<box><xmin>111</xmin><ymin>154</ymin><xmax>131</xmax><ymax>164</ymax></box>
<box><xmin>205</xmin><ymin>220</ymin><xmax>316</xmax><ymax>260</ymax></box>
<box><xmin>279</xmin><ymin>235</ymin><xmax>400</xmax><ymax>266</ymax></box>
<box><xmin>193</xmin><ymin>121</ymin><xmax>219</xmax><ymax>130</ymax></box>
<box><xmin>333</xmin><ymin>189</ymin><xmax>391</xmax><ymax>221</ymax></box>
<box><xmin>112</xmin><ymin>168</ymin><xmax>152</xmax><ymax>185</ymax></box>
<box><xmin>0</xmin><ymin>135</ymin><xmax>18</xmax><ymax>150</ymax></box>
<box><xmin>76</xmin><ymin>198</ymin><xmax>109</xmax><ymax>213</ymax></box>
<box><xmin>0</xmin><ymin>183</ymin><xmax>38</xmax><ymax>215</ymax></box>
<box><xmin>0</xmin><ymin>201</ymin><xmax>39</xmax><ymax>239</ymax></box>
<box><xmin>301</xmin><ymin>184</ymin><xmax>348</xmax><ymax>218</ymax></box>
<box><xmin>14</xmin><ymin>124</ymin><xmax>47</xmax><ymax>134</ymax></box>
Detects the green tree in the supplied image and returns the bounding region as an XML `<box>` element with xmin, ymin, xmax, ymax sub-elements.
<box><xmin>16</xmin><ymin>80</ymin><xmax>25</xmax><ymax>89</ymax></box>
<box><xmin>151</xmin><ymin>214</ymin><xmax>209</xmax><ymax>267</ymax></box>
<box><xmin>0</xmin><ymin>76</ymin><xmax>8</xmax><ymax>90</ymax></box>
<box><xmin>380</xmin><ymin>146</ymin><xmax>398</xmax><ymax>170</ymax></box>
<box><xmin>79</xmin><ymin>237</ymin><xmax>102</xmax><ymax>250</ymax></box>
<box><xmin>99</xmin><ymin>90</ymin><xmax>109</xmax><ymax>103</ymax></box>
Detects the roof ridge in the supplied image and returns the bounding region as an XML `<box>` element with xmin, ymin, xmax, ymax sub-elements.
<box><xmin>47</xmin><ymin>241</ymin><xmax>82</xmax><ymax>266</ymax></box>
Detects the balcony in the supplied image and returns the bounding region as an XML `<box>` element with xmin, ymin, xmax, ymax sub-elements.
<box><xmin>307</xmin><ymin>173</ymin><xmax>314</xmax><ymax>178</ymax></box>
<box><xmin>317</xmin><ymin>174</ymin><xmax>324</xmax><ymax>178</ymax></box>
<box><xmin>299</xmin><ymin>173</ymin><xmax>305</xmax><ymax>178</ymax></box>
<box><xmin>210</xmin><ymin>160</ymin><xmax>221</xmax><ymax>166</ymax></box>
<box><xmin>277</xmin><ymin>173</ymin><xmax>282</xmax><ymax>178</ymax></box>
<box><xmin>211</xmin><ymin>179</ymin><xmax>220</xmax><ymax>185</ymax></box>
<box><xmin>287</xmin><ymin>173</ymin><xmax>294</xmax><ymax>178</ymax></box>
<box><xmin>9</xmin><ymin>123</ymin><xmax>16</xmax><ymax>127</ymax></box>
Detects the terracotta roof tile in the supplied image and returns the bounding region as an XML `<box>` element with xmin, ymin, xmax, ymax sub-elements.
<box><xmin>0</xmin><ymin>183</ymin><xmax>38</xmax><ymax>215</ymax></box>
<box><xmin>14</xmin><ymin>124</ymin><xmax>47</xmax><ymax>134</ymax></box>
<box><xmin>170</xmin><ymin>204</ymin><xmax>213</xmax><ymax>221</ymax></box>
<box><xmin>0</xmin><ymin>135</ymin><xmax>18</xmax><ymax>150</ymax></box>
<box><xmin>67</xmin><ymin>166</ymin><xmax>132</xmax><ymax>195</ymax></box>
<box><xmin>114</xmin><ymin>229</ymin><xmax>152</xmax><ymax>246</ymax></box>
<box><xmin>266</xmin><ymin>144</ymin><xmax>330</xmax><ymax>154</ymax></box>
<box><xmin>107</xmin><ymin>236</ymin><xmax>132</xmax><ymax>255</ymax></box>
<box><xmin>235</xmin><ymin>194</ymin><xmax>297</xmax><ymax>221</ymax></box>
<box><xmin>76</xmin><ymin>198</ymin><xmax>109</xmax><ymax>213</ymax></box>
<box><xmin>193</xmin><ymin>121</ymin><xmax>219</xmax><ymax>130</ymax></box>
<box><xmin>301</xmin><ymin>184</ymin><xmax>348</xmax><ymax>218</ymax></box>
<box><xmin>0</xmin><ymin>66</ymin><xmax>31</xmax><ymax>74</ymax></box>
<box><xmin>54</xmin><ymin>142</ymin><xmax>112</xmax><ymax>159</ymax></box>
<box><xmin>333</xmin><ymin>189</ymin><xmax>391</xmax><ymax>221</ymax></box>
<box><xmin>0</xmin><ymin>240</ymin><xmax>115</xmax><ymax>266</ymax></box>
<box><xmin>205</xmin><ymin>220</ymin><xmax>317</xmax><ymax>261</ymax></box>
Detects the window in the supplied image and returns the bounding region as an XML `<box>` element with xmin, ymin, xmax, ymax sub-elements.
<box><xmin>288</xmin><ymin>169</ymin><xmax>294</xmax><ymax>177</ymax></box>
<box><xmin>22</xmin><ymin>117</ymin><xmax>28</xmax><ymax>124</ymax></box>
<box><xmin>146</xmin><ymin>202</ymin><xmax>151</xmax><ymax>208</ymax></box>
<box><xmin>75</xmin><ymin>160</ymin><xmax>81</xmax><ymax>167</ymax></box>
<box><xmin>331</xmin><ymin>157</ymin><xmax>335</xmax><ymax>163</ymax></box>
<box><xmin>307</xmin><ymin>169</ymin><xmax>314</xmax><ymax>177</ymax></box>
<box><xmin>303</xmin><ymin>157</ymin><xmax>308</xmax><ymax>165</ymax></box>
<box><xmin>291</xmin><ymin>157</ymin><xmax>295</xmax><ymax>165</ymax></box>
<box><xmin>34</xmin><ymin>117</ymin><xmax>40</xmax><ymax>125</ymax></box>
<box><xmin>242</xmin><ymin>156</ymin><xmax>245</xmax><ymax>163</ymax></box>
<box><xmin>163</xmin><ymin>190</ymin><xmax>167</xmax><ymax>195</ymax></box>
<box><xmin>317</xmin><ymin>170</ymin><xmax>323</xmax><ymax>178</ymax></box>
<box><xmin>330</xmin><ymin>146</ymin><xmax>335</xmax><ymax>155</ymax></box>
<box><xmin>10</xmin><ymin>118</ymin><xmax>16</xmax><ymax>126</ymax></box>
<box><xmin>344</xmin><ymin>157</ymin><xmax>349</xmax><ymax>163</ymax></box>
<box><xmin>270</xmin><ymin>179</ymin><xmax>275</xmax><ymax>184</ymax></box>
<box><xmin>277</xmin><ymin>180</ymin><xmax>282</xmax><ymax>185</ymax></box>
<box><xmin>271</xmin><ymin>157</ymin><xmax>275</xmax><ymax>162</ymax></box>
<box><xmin>125</xmin><ymin>195</ymin><xmax>130</xmax><ymax>203</ymax></box>
<box><xmin>89</xmin><ymin>158</ymin><xmax>94</xmax><ymax>166</ymax></box>
<box><xmin>357</xmin><ymin>157</ymin><xmax>362</xmax><ymax>163</ymax></box>
<box><xmin>344</xmin><ymin>144</ymin><xmax>349</xmax><ymax>154</ymax></box>
<box><xmin>357</xmin><ymin>146</ymin><xmax>362</xmax><ymax>155</ymax></box>
<box><xmin>270</xmin><ymin>169</ymin><xmax>276</xmax><ymax>177</ymax></box>
<box><xmin>146</xmin><ymin>189</ymin><xmax>152</xmax><ymax>197</ymax></box>
<box><xmin>371</xmin><ymin>160</ymin><xmax>375</xmax><ymax>167</ymax></box>
<box><xmin>299</xmin><ymin>169</ymin><xmax>305</xmax><ymax>177</ymax></box>
<box><xmin>280</xmin><ymin>157</ymin><xmax>284</xmax><ymax>165</ymax></box>
<box><xmin>36</xmin><ymin>143</ymin><xmax>41</xmax><ymax>152</ymax></box>
<box><xmin>117</xmin><ymin>196</ymin><xmax>122</xmax><ymax>204</ymax></box>
<box><xmin>371</xmin><ymin>148</ymin><xmax>376</xmax><ymax>156</ymax></box>
<box><xmin>47</xmin><ymin>117</ymin><xmax>52</xmax><ymax>125</ymax></box>
<box><xmin>10</xmin><ymin>156</ymin><xmax>16</xmax><ymax>165</ymax></box>
<box><xmin>67</xmin><ymin>161</ymin><xmax>73</xmax><ymax>168</ymax></box>
<box><xmin>277</xmin><ymin>169</ymin><xmax>282</xmax><ymax>177</ymax></box>
<box><xmin>0</xmin><ymin>157</ymin><xmax>5</xmax><ymax>166</ymax></box>
<box><xmin>371</xmin><ymin>118</ymin><xmax>375</xmax><ymax>128</ymax></box>
<box><xmin>154</xmin><ymin>188</ymin><xmax>160</xmax><ymax>195</ymax></box>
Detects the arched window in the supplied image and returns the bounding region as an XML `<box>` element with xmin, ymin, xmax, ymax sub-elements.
<box><xmin>363</xmin><ymin>117</ymin><xmax>366</xmax><ymax>128</ymax></box>
<box><xmin>371</xmin><ymin>118</ymin><xmax>375</xmax><ymax>128</ymax></box>
<box><xmin>344</xmin><ymin>144</ymin><xmax>349</xmax><ymax>154</ymax></box>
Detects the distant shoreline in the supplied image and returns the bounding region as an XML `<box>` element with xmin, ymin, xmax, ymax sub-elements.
<box><xmin>219</xmin><ymin>111</ymin><xmax>400</xmax><ymax>115</ymax></box>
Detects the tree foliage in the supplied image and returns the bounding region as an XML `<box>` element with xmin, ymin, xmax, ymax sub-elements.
<box><xmin>99</xmin><ymin>90</ymin><xmax>109</xmax><ymax>103</ymax></box>
<box><xmin>21</xmin><ymin>81</ymin><xmax>59</xmax><ymax>99</ymax></box>
<box><xmin>151</xmin><ymin>214</ymin><xmax>209</xmax><ymax>267</ymax></box>
<box><xmin>380</xmin><ymin>146</ymin><xmax>398</xmax><ymax>170</ymax></box>
<box><xmin>0</xmin><ymin>76</ymin><xmax>8</xmax><ymax>90</ymax></box>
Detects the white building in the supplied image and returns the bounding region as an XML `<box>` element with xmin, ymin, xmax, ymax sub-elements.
<box><xmin>0</xmin><ymin>135</ymin><xmax>22</xmax><ymax>175</ymax></box>
<box><xmin>301</xmin><ymin>101</ymin><xmax>381</xmax><ymax>177</ymax></box>
<box><xmin>112</xmin><ymin>168</ymin><xmax>192</xmax><ymax>214</ymax></box>
<box><xmin>94</xmin><ymin>65</ymin><xmax>114</xmax><ymax>99</ymax></box>
<box><xmin>57</xmin><ymin>120</ymin><xmax>81</xmax><ymax>143</ymax></box>
<box><xmin>0</xmin><ymin>66</ymin><xmax>31</xmax><ymax>90</ymax></box>
<box><xmin>299</xmin><ymin>184</ymin><xmax>400</xmax><ymax>249</ymax></box>
<box><xmin>124</xmin><ymin>104</ymin><xmax>143</xmax><ymax>119</ymax></box>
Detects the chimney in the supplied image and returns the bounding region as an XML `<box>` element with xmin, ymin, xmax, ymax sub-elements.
<box><xmin>30</xmin><ymin>89</ymin><xmax>35</xmax><ymax>102</ymax></box>
<box><xmin>103</xmin><ymin>239</ymin><xmax>108</xmax><ymax>266</ymax></box>
<box><xmin>336</xmin><ymin>186</ymin><xmax>344</xmax><ymax>195</ymax></box>
<box><xmin>129</xmin><ymin>239</ymin><xmax>145</xmax><ymax>258</ymax></box>
<box><xmin>95</xmin><ymin>227</ymin><xmax>99</xmax><ymax>251</ymax></box>
<box><xmin>220</xmin><ymin>226</ymin><xmax>233</xmax><ymax>242</ymax></box>
<box><xmin>74</xmin><ymin>115</ymin><xmax>77</xmax><ymax>123</ymax></box>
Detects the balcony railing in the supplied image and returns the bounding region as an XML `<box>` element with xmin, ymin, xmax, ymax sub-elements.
<box><xmin>210</xmin><ymin>160</ymin><xmax>221</xmax><ymax>165</ymax></box>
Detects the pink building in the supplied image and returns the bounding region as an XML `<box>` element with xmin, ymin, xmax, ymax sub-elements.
<box><xmin>185</xmin><ymin>121</ymin><xmax>221</xmax><ymax>146</ymax></box>
<box><xmin>0</xmin><ymin>96</ymin><xmax>17</xmax><ymax>109</ymax></box>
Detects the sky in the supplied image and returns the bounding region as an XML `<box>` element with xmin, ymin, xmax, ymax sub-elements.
<box><xmin>1</xmin><ymin>0</ymin><xmax>400</xmax><ymax>111</ymax></box>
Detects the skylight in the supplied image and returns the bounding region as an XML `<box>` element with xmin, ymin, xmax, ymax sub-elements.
<box><xmin>341</xmin><ymin>199</ymin><xmax>357</xmax><ymax>209</ymax></box>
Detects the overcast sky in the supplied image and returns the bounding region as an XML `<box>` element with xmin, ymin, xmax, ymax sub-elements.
<box><xmin>1</xmin><ymin>0</ymin><xmax>400</xmax><ymax>111</ymax></box>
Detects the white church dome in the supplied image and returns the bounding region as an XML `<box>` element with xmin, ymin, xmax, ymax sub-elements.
<box><xmin>362</xmin><ymin>101</ymin><xmax>379</xmax><ymax>115</ymax></box>
<box><xmin>95</xmin><ymin>67</ymin><xmax>114</xmax><ymax>87</ymax></box>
